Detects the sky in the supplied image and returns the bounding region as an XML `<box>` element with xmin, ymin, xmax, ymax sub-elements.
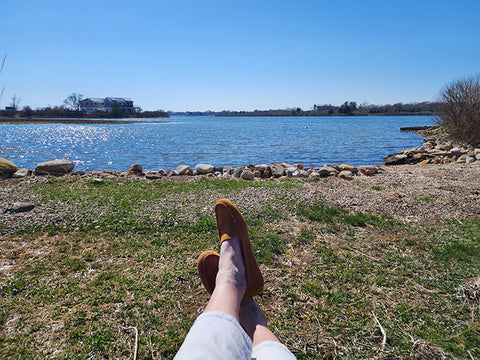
<box><xmin>1</xmin><ymin>0</ymin><xmax>479</xmax><ymax>111</ymax></box>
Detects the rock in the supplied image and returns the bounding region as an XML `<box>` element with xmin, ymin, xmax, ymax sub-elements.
<box><xmin>317</xmin><ymin>168</ymin><xmax>331</xmax><ymax>177</ymax></box>
<box><xmin>418</xmin><ymin>159</ymin><xmax>430</xmax><ymax>165</ymax></box>
<box><xmin>36</xmin><ymin>159</ymin><xmax>74</xmax><ymax>174</ymax></box>
<box><xmin>465</xmin><ymin>156</ymin><xmax>475</xmax><ymax>164</ymax></box>
<box><xmin>176</xmin><ymin>165</ymin><xmax>193</xmax><ymax>176</ymax></box>
<box><xmin>280</xmin><ymin>162</ymin><xmax>294</xmax><ymax>168</ymax></box>
<box><xmin>128</xmin><ymin>163</ymin><xmax>143</xmax><ymax>174</ymax></box>
<box><xmin>223</xmin><ymin>166</ymin><xmax>234</xmax><ymax>175</ymax></box>
<box><xmin>214</xmin><ymin>166</ymin><xmax>224</xmax><ymax>173</ymax></box>
<box><xmin>285</xmin><ymin>167</ymin><xmax>298</xmax><ymax>177</ymax></box>
<box><xmin>310</xmin><ymin>172</ymin><xmax>321</xmax><ymax>179</ymax></box>
<box><xmin>358</xmin><ymin>166</ymin><xmax>377</xmax><ymax>176</ymax></box>
<box><xmin>5</xmin><ymin>202</ymin><xmax>35</xmax><ymax>214</ymax></box>
<box><xmin>240</xmin><ymin>170</ymin><xmax>254</xmax><ymax>180</ymax></box>
<box><xmin>450</xmin><ymin>147</ymin><xmax>465</xmax><ymax>156</ymax></box>
<box><xmin>476</xmin><ymin>153</ymin><xmax>480</xmax><ymax>161</ymax></box>
<box><xmin>269</xmin><ymin>164</ymin><xmax>285</xmax><ymax>178</ymax></box>
<box><xmin>339</xmin><ymin>171</ymin><xmax>354</xmax><ymax>180</ymax></box>
<box><xmin>71</xmin><ymin>170</ymin><xmax>87</xmax><ymax>176</ymax></box>
<box><xmin>0</xmin><ymin>158</ymin><xmax>18</xmax><ymax>175</ymax></box>
<box><xmin>145</xmin><ymin>171</ymin><xmax>162</xmax><ymax>180</ymax></box>
<box><xmin>195</xmin><ymin>164</ymin><xmax>215</xmax><ymax>174</ymax></box>
<box><xmin>12</xmin><ymin>169</ymin><xmax>31</xmax><ymax>178</ymax></box>
<box><xmin>339</xmin><ymin>164</ymin><xmax>357</xmax><ymax>172</ymax></box>
<box><xmin>263</xmin><ymin>168</ymin><xmax>272</xmax><ymax>178</ymax></box>
<box><xmin>254</xmin><ymin>164</ymin><xmax>269</xmax><ymax>172</ymax></box>
<box><xmin>294</xmin><ymin>163</ymin><xmax>304</xmax><ymax>170</ymax></box>
<box><xmin>299</xmin><ymin>170</ymin><xmax>309</xmax><ymax>178</ymax></box>
<box><xmin>233</xmin><ymin>167</ymin><xmax>244</xmax><ymax>178</ymax></box>
<box><xmin>474</xmin><ymin>148</ymin><xmax>480</xmax><ymax>155</ymax></box>
<box><xmin>214</xmin><ymin>171</ymin><xmax>222</xmax><ymax>177</ymax></box>
<box><xmin>253</xmin><ymin>170</ymin><xmax>262</xmax><ymax>178</ymax></box>
<box><xmin>383</xmin><ymin>154</ymin><xmax>408</xmax><ymax>165</ymax></box>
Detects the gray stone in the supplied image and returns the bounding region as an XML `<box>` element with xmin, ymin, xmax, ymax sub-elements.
<box><xmin>233</xmin><ymin>167</ymin><xmax>244</xmax><ymax>178</ymax></box>
<box><xmin>299</xmin><ymin>170</ymin><xmax>309</xmax><ymax>178</ymax></box>
<box><xmin>310</xmin><ymin>172</ymin><xmax>321</xmax><ymax>179</ymax></box>
<box><xmin>240</xmin><ymin>170</ymin><xmax>254</xmax><ymax>180</ymax></box>
<box><xmin>214</xmin><ymin>166</ymin><xmax>224</xmax><ymax>173</ymax></box>
<box><xmin>145</xmin><ymin>171</ymin><xmax>162</xmax><ymax>180</ymax></box>
<box><xmin>253</xmin><ymin>170</ymin><xmax>262</xmax><ymax>178</ymax></box>
<box><xmin>465</xmin><ymin>156</ymin><xmax>476</xmax><ymax>164</ymax></box>
<box><xmin>5</xmin><ymin>202</ymin><xmax>35</xmax><ymax>214</ymax></box>
<box><xmin>128</xmin><ymin>163</ymin><xmax>143</xmax><ymax>173</ymax></box>
<box><xmin>223</xmin><ymin>166</ymin><xmax>234</xmax><ymax>174</ymax></box>
<box><xmin>450</xmin><ymin>147</ymin><xmax>465</xmax><ymax>156</ymax></box>
<box><xmin>176</xmin><ymin>165</ymin><xmax>193</xmax><ymax>175</ymax></box>
<box><xmin>214</xmin><ymin>171</ymin><xmax>222</xmax><ymax>177</ymax></box>
<box><xmin>317</xmin><ymin>168</ymin><xmax>331</xmax><ymax>177</ymax></box>
<box><xmin>195</xmin><ymin>163</ymin><xmax>215</xmax><ymax>174</ymax></box>
<box><xmin>476</xmin><ymin>153</ymin><xmax>480</xmax><ymax>161</ymax></box>
<box><xmin>339</xmin><ymin>171</ymin><xmax>354</xmax><ymax>180</ymax></box>
<box><xmin>71</xmin><ymin>170</ymin><xmax>87</xmax><ymax>176</ymax></box>
<box><xmin>36</xmin><ymin>159</ymin><xmax>75</xmax><ymax>174</ymax></box>
<box><xmin>383</xmin><ymin>154</ymin><xmax>408</xmax><ymax>165</ymax></box>
<box><xmin>0</xmin><ymin>158</ymin><xmax>18</xmax><ymax>175</ymax></box>
<box><xmin>269</xmin><ymin>164</ymin><xmax>285</xmax><ymax>178</ymax></box>
<box><xmin>12</xmin><ymin>169</ymin><xmax>31</xmax><ymax>178</ymax></box>
<box><xmin>255</xmin><ymin>164</ymin><xmax>269</xmax><ymax>171</ymax></box>
<box><xmin>285</xmin><ymin>167</ymin><xmax>297</xmax><ymax>177</ymax></box>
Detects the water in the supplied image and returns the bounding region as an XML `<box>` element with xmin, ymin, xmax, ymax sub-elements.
<box><xmin>0</xmin><ymin>115</ymin><xmax>434</xmax><ymax>171</ymax></box>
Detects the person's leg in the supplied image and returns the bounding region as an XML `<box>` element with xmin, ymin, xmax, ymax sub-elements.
<box><xmin>204</xmin><ymin>236</ymin><xmax>246</xmax><ymax>321</ymax></box>
<box><xmin>240</xmin><ymin>298</ymin><xmax>297</xmax><ymax>360</ymax></box>
<box><xmin>239</xmin><ymin>297</ymin><xmax>280</xmax><ymax>347</ymax></box>
<box><xmin>174</xmin><ymin>236</ymin><xmax>251</xmax><ymax>360</ymax></box>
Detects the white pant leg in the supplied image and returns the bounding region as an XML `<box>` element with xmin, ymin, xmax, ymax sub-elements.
<box><xmin>251</xmin><ymin>341</ymin><xmax>297</xmax><ymax>360</ymax></box>
<box><xmin>174</xmin><ymin>311</ymin><xmax>252</xmax><ymax>360</ymax></box>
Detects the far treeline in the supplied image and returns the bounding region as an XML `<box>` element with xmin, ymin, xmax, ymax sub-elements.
<box><xmin>210</xmin><ymin>101</ymin><xmax>439</xmax><ymax>117</ymax></box>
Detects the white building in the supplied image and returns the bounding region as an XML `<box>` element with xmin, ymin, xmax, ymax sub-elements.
<box><xmin>79</xmin><ymin>97</ymin><xmax>135</xmax><ymax>113</ymax></box>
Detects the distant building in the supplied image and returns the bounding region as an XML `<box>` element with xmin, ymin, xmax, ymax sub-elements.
<box><xmin>5</xmin><ymin>106</ymin><xmax>16</xmax><ymax>114</ymax></box>
<box><xmin>79</xmin><ymin>97</ymin><xmax>136</xmax><ymax>113</ymax></box>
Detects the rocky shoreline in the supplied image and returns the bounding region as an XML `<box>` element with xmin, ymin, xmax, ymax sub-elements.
<box><xmin>1</xmin><ymin>126</ymin><xmax>479</xmax><ymax>183</ymax></box>
<box><xmin>384</xmin><ymin>126</ymin><xmax>480</xmax><ymax>165</ymax></box>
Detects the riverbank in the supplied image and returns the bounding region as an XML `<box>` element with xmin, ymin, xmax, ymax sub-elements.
<box><xmin>1</xmin><ymin>162</ymin><xmax>479</xmax><ymax>359</ymax></box>
<box><xmin>0</xmin><ymin>116</ymin><xmax>170</xmax><ymax>125</ymax></box>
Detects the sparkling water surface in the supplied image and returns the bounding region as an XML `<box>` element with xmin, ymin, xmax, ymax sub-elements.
<box><xmin>0</xmin><ymin>115</ymin><xmax>434</xmax><ymax>171</ymax></box>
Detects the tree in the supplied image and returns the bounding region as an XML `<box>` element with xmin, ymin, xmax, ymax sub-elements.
<box><xmin>0</xmin><ymin>54</ymin><xmax>6</xmax><ymax>105</ymax></box>
<box><xmin>63</xmin><ymin>93</ymin><xmax>84</xmax><ymax>111</ymax></box>
<box><xmin>339</xmin><ymin>101</ymin><xmax>357</xmax><ymax>115</ymax></box>
<box><xmin>436</xmin><ymin>74</ymin><xmax>480</xmax><ymax>146</ymax></box>
<box><xmin>10</xmin><ymin>94</ymin><xmax>22</xmax><ymax>110</ymax></box>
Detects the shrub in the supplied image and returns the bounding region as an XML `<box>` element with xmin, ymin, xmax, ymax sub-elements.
<box><xmin>436</xmin><ymin>74</ymin><xmax>480</xmax><ymax>146</ymax></box>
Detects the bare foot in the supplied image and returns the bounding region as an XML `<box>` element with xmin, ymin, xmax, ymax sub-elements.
<box><xmin>240</xmin><ymin>297</ymin><xmax>280</xmax><ymax>347</ymax></box>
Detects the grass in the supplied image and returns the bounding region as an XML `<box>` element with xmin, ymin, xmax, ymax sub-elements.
<box><xmin>0</xmin><ymin>177</ymin><xmax>479</xmax><ymax>359</ymax></box>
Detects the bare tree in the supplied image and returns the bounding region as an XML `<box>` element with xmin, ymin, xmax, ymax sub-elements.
<box><xmin>63</xmin><ymin>93</ymin><xmax>84</xmax><ymax>111</ymax></box>
<box><xmin>436</xmin><ymin>74</ymin><xmax>480</xmax><ymax>146</ymax></box>
<box><xmin>0</xmin><ymin>54</ymin><xmax>6</xmax><ymax>105</ymax></box>
<box><xmin>10</xmin><ymin>94</ymin><xmax>22</xmax><ymax>110</ymax></box>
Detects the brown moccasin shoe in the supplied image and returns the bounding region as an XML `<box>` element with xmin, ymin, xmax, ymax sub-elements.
<box><xmin>215</xmin><ymin>199</ymin><xmax>264</xmax><ymax>297</ymax></box>
<box><xmin>197</xmin><ymin>250</ymin><xmax>220</xmax><ymax>295</ymax></box>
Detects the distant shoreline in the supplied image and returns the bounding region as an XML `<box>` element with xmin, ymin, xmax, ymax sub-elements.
<box><xmin>0</xmin><ymin>117</ymin><xmax>170</xmax><ymax>125</ymax></box>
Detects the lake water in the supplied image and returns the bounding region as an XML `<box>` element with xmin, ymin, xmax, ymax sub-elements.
<box><xmin>0</xmin><ymin>115</ymin><xmax>434</xmax><ymax>171</ymax></box>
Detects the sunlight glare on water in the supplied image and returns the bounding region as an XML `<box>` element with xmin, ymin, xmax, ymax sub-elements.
<box><xmin>0</xmin><ymin>116</ymin><xmax>434</xmax><ymax>171</ymax></box>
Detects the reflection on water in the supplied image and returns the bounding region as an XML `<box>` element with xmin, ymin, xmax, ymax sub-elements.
<box><xmin>0</xmin><ymin>115</ymin><xmax>433</xmax><ymax>171</ymax></box>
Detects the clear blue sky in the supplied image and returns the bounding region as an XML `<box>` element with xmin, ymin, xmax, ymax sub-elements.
<box><xmin>1</xmin><ymin>0</ymin><xmax>479</xmax><ymax>111</ymax></box>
